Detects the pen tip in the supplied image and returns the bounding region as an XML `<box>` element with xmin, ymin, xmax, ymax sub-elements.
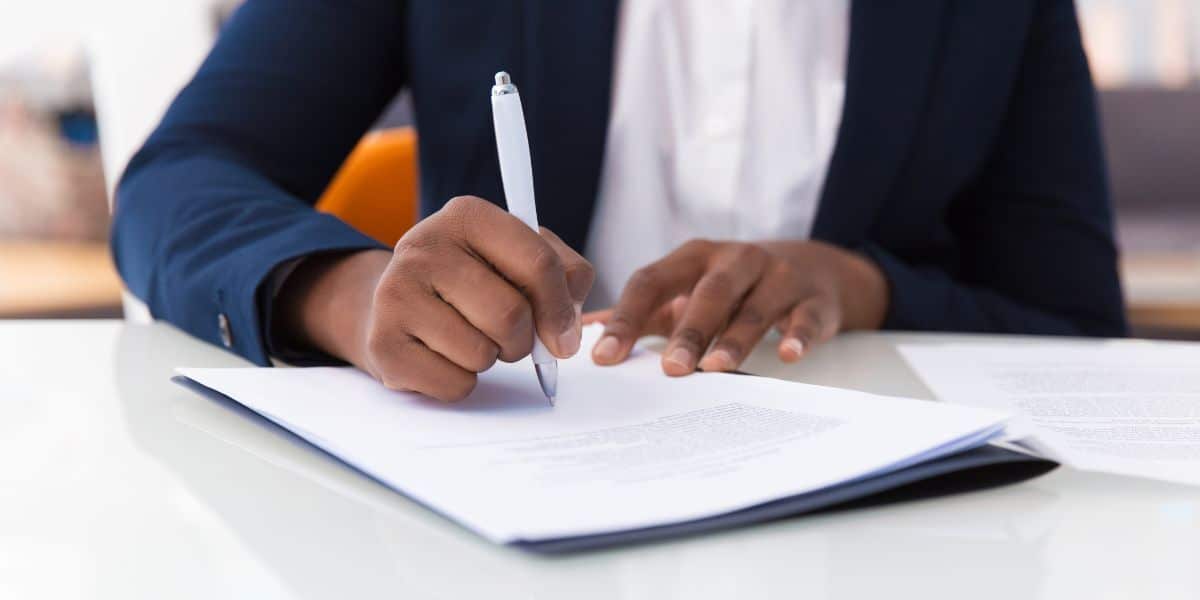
<box><xmin>535</xmin><ymin>362</ymin><xmax>557</xmax><ymax>406</ymax></box>
<box><xmin>495</xmin><ymin>71</ymin><xmax>511</xmax><ymax>86</ymax></box>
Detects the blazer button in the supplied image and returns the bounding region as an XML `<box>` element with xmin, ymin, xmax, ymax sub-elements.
<box><xmin>218</xmin><ymin>313</ymin><xmax>233</xmax><ymax>348</ymax></box>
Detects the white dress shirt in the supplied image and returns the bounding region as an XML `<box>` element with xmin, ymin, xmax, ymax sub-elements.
<box><xmin>584</xmin><ymin>0</ymin><xmax>850</xmax><ymax>308</ymax></box>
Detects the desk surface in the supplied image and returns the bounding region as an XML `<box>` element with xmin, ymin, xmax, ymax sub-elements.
<box><xmin>2</xmin><ymin>320</ymin><xmax>1198</xmax><ymax>599</ymax></box>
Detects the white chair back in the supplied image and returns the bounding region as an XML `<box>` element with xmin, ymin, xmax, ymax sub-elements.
<box><xmin>88</xmin><ymin>0</ymin><xmax>223</xmax><ymax>322</ymax></box>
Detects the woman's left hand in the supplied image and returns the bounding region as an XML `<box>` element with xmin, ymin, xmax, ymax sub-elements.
<box><xmin>587</xmin><ymin>239</ymin><xmax>889</xmax><ymax>375</ymax></box>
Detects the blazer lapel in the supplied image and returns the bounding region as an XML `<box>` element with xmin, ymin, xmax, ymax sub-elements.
<box><xmin>811</xmin><ymin>0</ymin><xmax>950</xmax><ymax>246</ymax></box>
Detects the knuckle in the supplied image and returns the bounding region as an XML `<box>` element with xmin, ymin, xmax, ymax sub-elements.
<box><xmin>373</xmin><ymin>278</ymin><xmax>426</xmax><ymax>319</ymax></box>
<box><xmin>389</xmin><ymin>244</ymin><xmax>437</xmax><ymax>281</ymax></box>
<box><xmin>496</xmin><ymin>308</ymin><xmax>535</xmax><ymax>359</ymax></box>
<box><xmin>707</xmin><ymin>270</ymin><xmax>736</xmax><ymax>291</ymax></box>
<box><xmin>733</xmin><ymin>243</ymin><xmax>765</xmax><ymax>264</ymax></box>
<box><xmin>734</xmin><ymin>305</ymin><xmax>766</xmax><ymax>327</ymax></box>
<box><xmin>693</xmin><ymin>272</ymin><xmax>735</xmax><ymax>303</ymax></box>
<box><xmin>438</xmin><ymin>373</ymin><xmax>478</xmax><ymax>403</ymax></box>
<box><xmin>681</xmin><ymin>238</ymin><xmax>713</xmax><ymax>255</ymax></box>
<box><xmin>392</xmin><ymin>237</ymin><xmax>413</xmax><ymax>256</ymax></box>
<box><xmin>439</xmin><ymin>196</ymin><xmax>491</xmax><ymax>239</ymax></box>
<box><xmin>578</xmin><ymin>259</ymin><xmax>596</xmax><ymax>282</ymax></box>
<box><xmin>674</xmin><ymin>327</ymin><xmax>706</xmax><ymax>350</ymax></box>
<box><xmin>444</xmin><ymin>195</ymin><xmax>483</xmax><ymax>214</ymax></box>
<box><xmin>498</xmin><ymin>342</ymin><xmax>531</xmax><ymax>363</ymax></box>
<box><xmin>568</xmin><ymin>259</ymin><xmax>596</xmax><ymax>289</ymax></box>
<box><xmin>376</xmin><ymin>357</ymin><xmax>416</xmax><ymax>392</ymax></box>
<box><xmin>367</xmin><ymin>329</ymin><xmax>413</xmax><ymax>363</ymax></box>
<box><xmin>538</xmin><ymin>226</ymin><xmax>564</xmax><ymax>246</ymax></box>
<box><xmin>627</xmin><ymin>266</ymin><xmax>660</xmax><ymax>292</ymax></box>
<box><xmin>457</xmin><ymin>262</ymin><xmax>495</xmax><ymax>292</ymax></box>
<box><xmin>371</xmin><ymin>278</ymin><xmax>402</xmax><ymax>310</ymax></box>
<box><xmin>529</xmin><ymin>243</ymin><xmax>564</xmax><ymax>279</ymax></box>
<box><xmin>393</xmin><ymin>223</ymin><xmax>430</xmax><ymax>252</ymax></box>
<box><xmin>495</xmin><ymin>297</ymin><xmax>533</xmax><ymax>337</ymax></box>
<box><xmin>605</xmin><ymin>311</ymin><xmax>637</xmax><ymax>336</ymax></box>
<box><xmin>399</xmin><ymin>229</ymin><xmax>430</xmax><ymax>251</ymax></box>
<box><xmin>467</xmin><ymin>338</ymin><xmax>500</xmax><ymax>372</ymax></box>
<box><xmin>767</xmin><ymin>257</ymin><xmax>794</xmax><ymax>280</ymax></box>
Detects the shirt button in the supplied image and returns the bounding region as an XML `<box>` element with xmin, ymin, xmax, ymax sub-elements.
<box><xmin>218</xmin><ymin>313</ymin><xmax>233</xmax><ymax>348</ymax></box>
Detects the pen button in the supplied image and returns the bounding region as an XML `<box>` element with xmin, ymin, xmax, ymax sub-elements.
<box><xmin>217</xmin><ymin>313</ymin><xmax>233</xmax><ymax>349</ymax></box>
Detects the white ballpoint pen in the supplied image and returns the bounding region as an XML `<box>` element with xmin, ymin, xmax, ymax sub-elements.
<box><xmin>491</xmin><ymin>71</ymin><xmax>557</xmax><ymax>405</ymax></box>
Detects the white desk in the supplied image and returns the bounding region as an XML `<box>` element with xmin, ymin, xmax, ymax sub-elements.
<box><xmin>3</xmin><ymin>321</ymin><xmax>1198</xmax><ymax>599</ymax></box>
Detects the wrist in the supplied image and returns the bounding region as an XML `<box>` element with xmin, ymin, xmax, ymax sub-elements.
<box><xmin>276</xmin><ymin>249</ymin><xmax>392</xmax><ymax>366</ymax></box>
<box><xmin>837</xmin><ymin>249</ymin><xmax>889</xmax><ymax>330</ymax></box>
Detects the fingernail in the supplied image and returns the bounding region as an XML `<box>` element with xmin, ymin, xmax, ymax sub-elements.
<box><xmin>665</xmin><ymin>347</ymin><xmax>694</xmax><ymax>372</ymax></box>
<box><xmin>782</xmin><ymin>338</ymin><xmax>805</xmax><ymax>358</ymax></box>
<box><xmin>593</xmin><ymin>335</ymin><xmax>621</xmax><ymax>363</ymax></box>
<box><xmin>558</xmin><ymin>325</ymin><xmax>581</xmax><ymax>356</ymax></box>
<box><xmin>555</xmin><ymin>304</ymin><xmax>583</xmax><ymax>356</ymax></box>
<box><xmin>699</xmin><ymin>349</ymin><xmax>735</xmax><ymax>372</ymax></box>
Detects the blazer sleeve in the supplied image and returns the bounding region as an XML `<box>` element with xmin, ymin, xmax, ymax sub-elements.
<box><xmin>866</xmin><ymin>0</ymin><xmax>1128</xmax><ymax>337</ymax></box>
<box><xmin>111</xmin><ymin>0</ymin><xmax>405</xmax><ymax>364</ymax></box>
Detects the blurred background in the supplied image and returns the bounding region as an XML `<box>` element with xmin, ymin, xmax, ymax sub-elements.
<box><xmin>1</xmin><ymin>0</ymin><xmax>1197</xmax><ymax>337</ymax></box>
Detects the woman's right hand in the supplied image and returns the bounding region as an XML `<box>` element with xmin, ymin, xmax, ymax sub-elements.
<box><xmin>276</xmin><ymin>195</ymin><xmax>593</xmax><ymax>401</ymax></box>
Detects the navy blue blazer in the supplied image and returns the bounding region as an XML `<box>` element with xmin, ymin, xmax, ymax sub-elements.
<box><xmin>112</xmin><ymin>0</ymin><xmax>1127</xmax><ymax>366</ymax></box>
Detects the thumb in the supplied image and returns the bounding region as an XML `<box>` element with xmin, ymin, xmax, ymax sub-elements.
<box><xmin>540</xmin><ymin>227</ymin><xmax>594</xmax><ymax>306</ymax></box>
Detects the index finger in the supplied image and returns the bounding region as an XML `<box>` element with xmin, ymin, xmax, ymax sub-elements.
<box><xmin>439</xmin><ymin>196</ymin><xmax>580</xmax><ymax>358</ymax></box>
<box><xmin>593</xmin><ymin>241</ymin><xmax>712</xmax><ymax>365</ymax></box>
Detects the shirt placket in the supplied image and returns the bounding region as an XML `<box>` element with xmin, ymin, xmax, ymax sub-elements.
<box><xmin>673</xmin><ymin>0</ymin><xmax>753</xmax><ymax>242</ymax></box>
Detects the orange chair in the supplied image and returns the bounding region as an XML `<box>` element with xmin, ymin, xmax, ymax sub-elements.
<box><xmin>316</xmin><ymin>127</ymin><xmax>419</xmax><ymax>247</ymax></box>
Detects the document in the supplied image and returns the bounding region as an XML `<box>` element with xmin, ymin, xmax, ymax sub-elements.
<box><xmin>178</xmin><ymin>327</ymin><xmax>1009</xmax><ymax>546</ymax></box>
<box><xmin>900</xmin><ymin>342</ymin><xmax>1200</xmax><ymax>486</ymax></box>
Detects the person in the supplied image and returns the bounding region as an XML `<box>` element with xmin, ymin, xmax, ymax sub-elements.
<box><xmin>111</xmin><ymin>0</ymin><xmax>1127</xmax><ymax>402</ymax></box>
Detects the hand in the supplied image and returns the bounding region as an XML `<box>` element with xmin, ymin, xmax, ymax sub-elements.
<box><xmin>277</xmin><ymin>196</ymin><xmax>593</xmax><ymax>401</ymax></box>
<box><xmin>588</xmin><ymin>239</ymin><xmax>887</xmax><ymax>375</ymax></box>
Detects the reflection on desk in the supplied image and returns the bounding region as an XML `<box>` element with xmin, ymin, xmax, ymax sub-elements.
<box><xmin>0</xmin><ymin>321</ymin><xmax>1198</xmax><ymax>599</ymax></box>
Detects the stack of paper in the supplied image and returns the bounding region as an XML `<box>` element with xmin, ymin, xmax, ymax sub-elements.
<box><xmin>901</xmin><ymin>341</ymin><xmax>1200</xmax><ymax>487</ymax></box>
<box><xmin>177</xmin><ymin>327</ymin><xmax>1040</xmax><ymax>550</ymax></box>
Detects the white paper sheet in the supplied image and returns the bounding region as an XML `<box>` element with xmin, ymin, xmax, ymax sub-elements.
<box><xmin>900</xmin><ymin>342</ymin><xmax>1200</xmax><ymax>487</ymax></box>
<box><xmin>179</xmin><ymin>326</ymin><xmax>1007</xmax><ymax>544</ymax></box>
